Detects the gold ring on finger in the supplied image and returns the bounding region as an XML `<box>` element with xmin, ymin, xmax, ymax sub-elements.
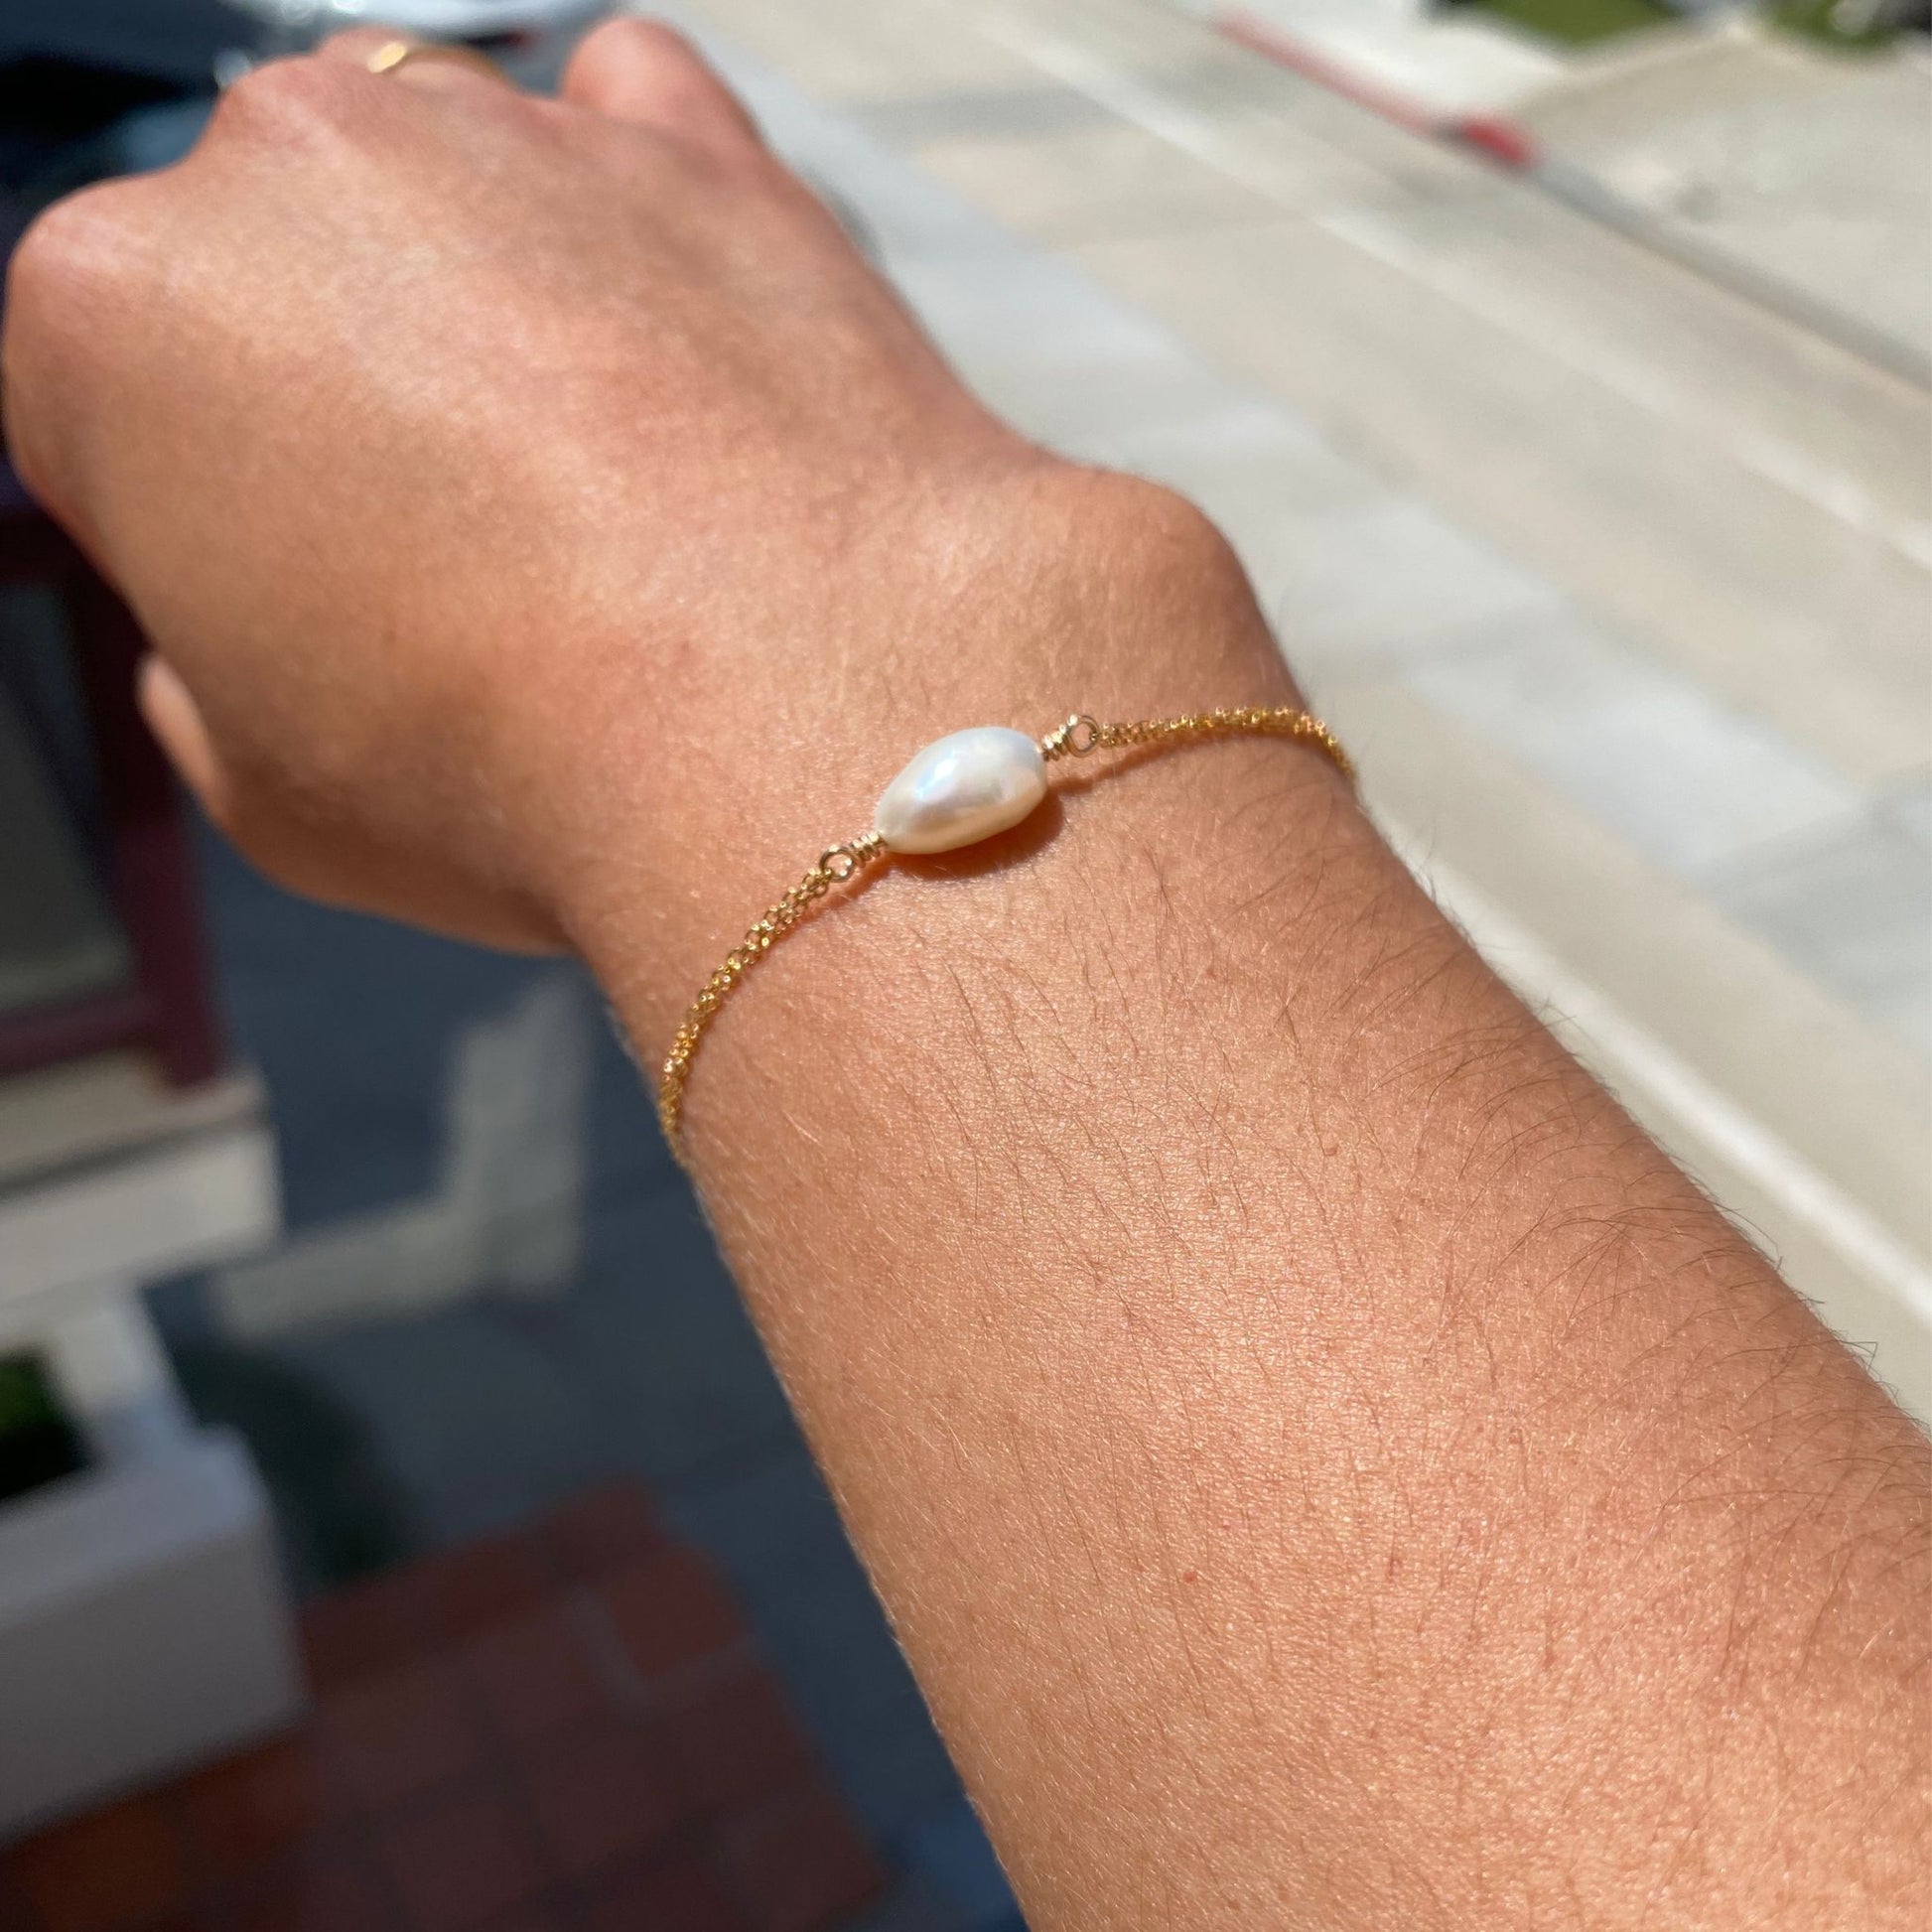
<box><xmin>365</xmin><ymin>39</ymin><xmax>503</xmax><ymax>79</ymax></box>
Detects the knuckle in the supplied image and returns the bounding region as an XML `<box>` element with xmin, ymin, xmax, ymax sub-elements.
<box><xmin>7</xmin><ymin>181</ymin><xmax>130</xmax><ymax>318</ymax></box>
<box><xmin>568</xmin><ymin>15</ymin><xmax>706</xmax><ymax>95</ymax></box>
<box><xmin>596</xmin><ymin>16</ymin><xmax>700</xmax><ymax>62</ymax></box>
<box><xmin>209</xmin><ymin>56</ymin><xmax>356</xmax><ymax>144</ymax></box>
<box><xmin>3</xmin><ymin>185</ymin><xmax>139</xmax><ymax>508</ymax></box>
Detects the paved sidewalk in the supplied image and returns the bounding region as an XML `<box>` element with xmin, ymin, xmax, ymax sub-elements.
<box><xmin>1519</xmin><ymin>19</ymin><xmax>1932</xmax><ymax>358</ymax></box>
<box><xmin>1195</xmin><ymin>5</ymin><xmax>1932</xmax><ymax>369</ymax></box>
<box><xmin>663</xmin><ymin>0</ymin><xmax>1932</xmax><ymax>1411</ymax></box>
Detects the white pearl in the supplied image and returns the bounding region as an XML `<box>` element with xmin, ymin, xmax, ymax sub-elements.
<box><xmin>875</xmin><ymin>727</ymin><xmax>1047</xmax><ymax>855</ymax></box>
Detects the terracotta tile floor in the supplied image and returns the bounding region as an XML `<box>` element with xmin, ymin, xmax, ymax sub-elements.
<box><xmin>0</xmin><ymin>1483</ymin><xmax>886</xmax><ymax>1932</ymax></box>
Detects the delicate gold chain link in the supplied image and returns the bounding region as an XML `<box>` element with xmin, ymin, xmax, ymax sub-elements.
<box><xmin>656</xmin><ymin>830</ymin><xmax>887</xmax><ymax>1144</ymax></box>
<box><xmin>1039</xmin><ymin>704</ymin><xmax>1354</xmax><ymax>779</ymax></box>
<box><xmin>658</xmin><ymin>705</ymin><xmax>1349</xmax><ymax>1151</ymax></box>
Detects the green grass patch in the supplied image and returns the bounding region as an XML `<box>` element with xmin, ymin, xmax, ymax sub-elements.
<box><xmin>0</xmin><ymin>1353</ymin><xmax>85</xmax><ymax>1503</ymax></box>
<box><xmin>1768</xmin><ymin>0</ymin><xmax>1898</xmax><ymax>51</ymax></box>
<box><xmin>1450</xmin><ymin>0</ymin><xmax>1677</xmax><ymax>44</ymax></box>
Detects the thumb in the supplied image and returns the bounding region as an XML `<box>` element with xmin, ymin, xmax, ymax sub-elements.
<box><xmin>137</xmin><ymin>654</ymin><xmax>235</xmax><ymax>828</ymax></box>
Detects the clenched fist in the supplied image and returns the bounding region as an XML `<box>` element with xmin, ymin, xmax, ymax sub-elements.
<box><xmin>5</xmin><ymin>18</ymin><xmax>1262</xmax><ymax>985</ymax></box>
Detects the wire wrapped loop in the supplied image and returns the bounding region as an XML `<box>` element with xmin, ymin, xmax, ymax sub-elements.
<box><xmin>1040</xmin><ymin>714</ymin><xmax>1102</xmax><ymax>760</ymax></box>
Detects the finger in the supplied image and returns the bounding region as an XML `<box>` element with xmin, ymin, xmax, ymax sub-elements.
<box><xmin>560</xmin><ymin>18</ymin><xmax>762</xmax><ymax>160</ymax></box>
<box><xmin>138</xmin><ymin>655</ymin><xmax>234</xmax><ymax>826</ymax></box>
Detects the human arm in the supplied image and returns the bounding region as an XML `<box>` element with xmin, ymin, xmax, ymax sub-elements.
<box><xmin>6</xmin><ymin>22</ymin><xmax>1925</xmax><ymax>1924</ymax></box>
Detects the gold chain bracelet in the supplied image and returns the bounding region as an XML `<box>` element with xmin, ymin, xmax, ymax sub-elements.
<box><xmin>657</xmin><ymin>705</ymin><xmax>1351</xmax><ymax>1151</ymax></box>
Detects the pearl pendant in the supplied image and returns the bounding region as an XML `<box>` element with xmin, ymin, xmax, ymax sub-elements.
<box><xmin>875</xmin><ymin>727</ymin><xmax>1047</xmax><ymax>855</ymax></box>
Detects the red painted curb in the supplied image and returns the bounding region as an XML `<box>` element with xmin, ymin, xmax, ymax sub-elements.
<box><xmin>1213</xmin><ymin>6</ymin><xmax>1928</xmax><ymax>387</ymax></box>
<box><xmin>1451</xmin><ymin>112</ymin><xmax>1543</xmax><ymax>168</ymax></box>
<box><xmin>1215</xmin><ymin>8</ymin><xmax>1544</xmax><ymax>169</ymax></box>
<box><xmin>1218</xmin><ymin>8</ymin><xmax>1440</xmax><ymax>133</ymax></box>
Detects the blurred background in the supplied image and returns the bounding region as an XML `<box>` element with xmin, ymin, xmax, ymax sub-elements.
<box><xmin>0</xmin><ymin>1</ymin><xmax>1926</xmax><ymax>1928</ymax></box>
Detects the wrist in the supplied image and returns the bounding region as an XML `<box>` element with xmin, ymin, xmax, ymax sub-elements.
<box><xmin>526</xmin><ymin>465</ymin><xmax>1300</xmax><ymax>1005</ymax></box>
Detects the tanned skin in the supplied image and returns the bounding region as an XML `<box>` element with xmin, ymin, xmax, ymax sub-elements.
<box><xmin>6</xmin><ymin>22</ymin><xmax>1925</xmax><ymax>1925</ymax></box>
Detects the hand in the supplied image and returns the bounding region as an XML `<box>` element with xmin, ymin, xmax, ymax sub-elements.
<box><xmin>5</xmin><ymin>20</ymin><xmax>1272</xmax><ymax>969</ymax></box>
